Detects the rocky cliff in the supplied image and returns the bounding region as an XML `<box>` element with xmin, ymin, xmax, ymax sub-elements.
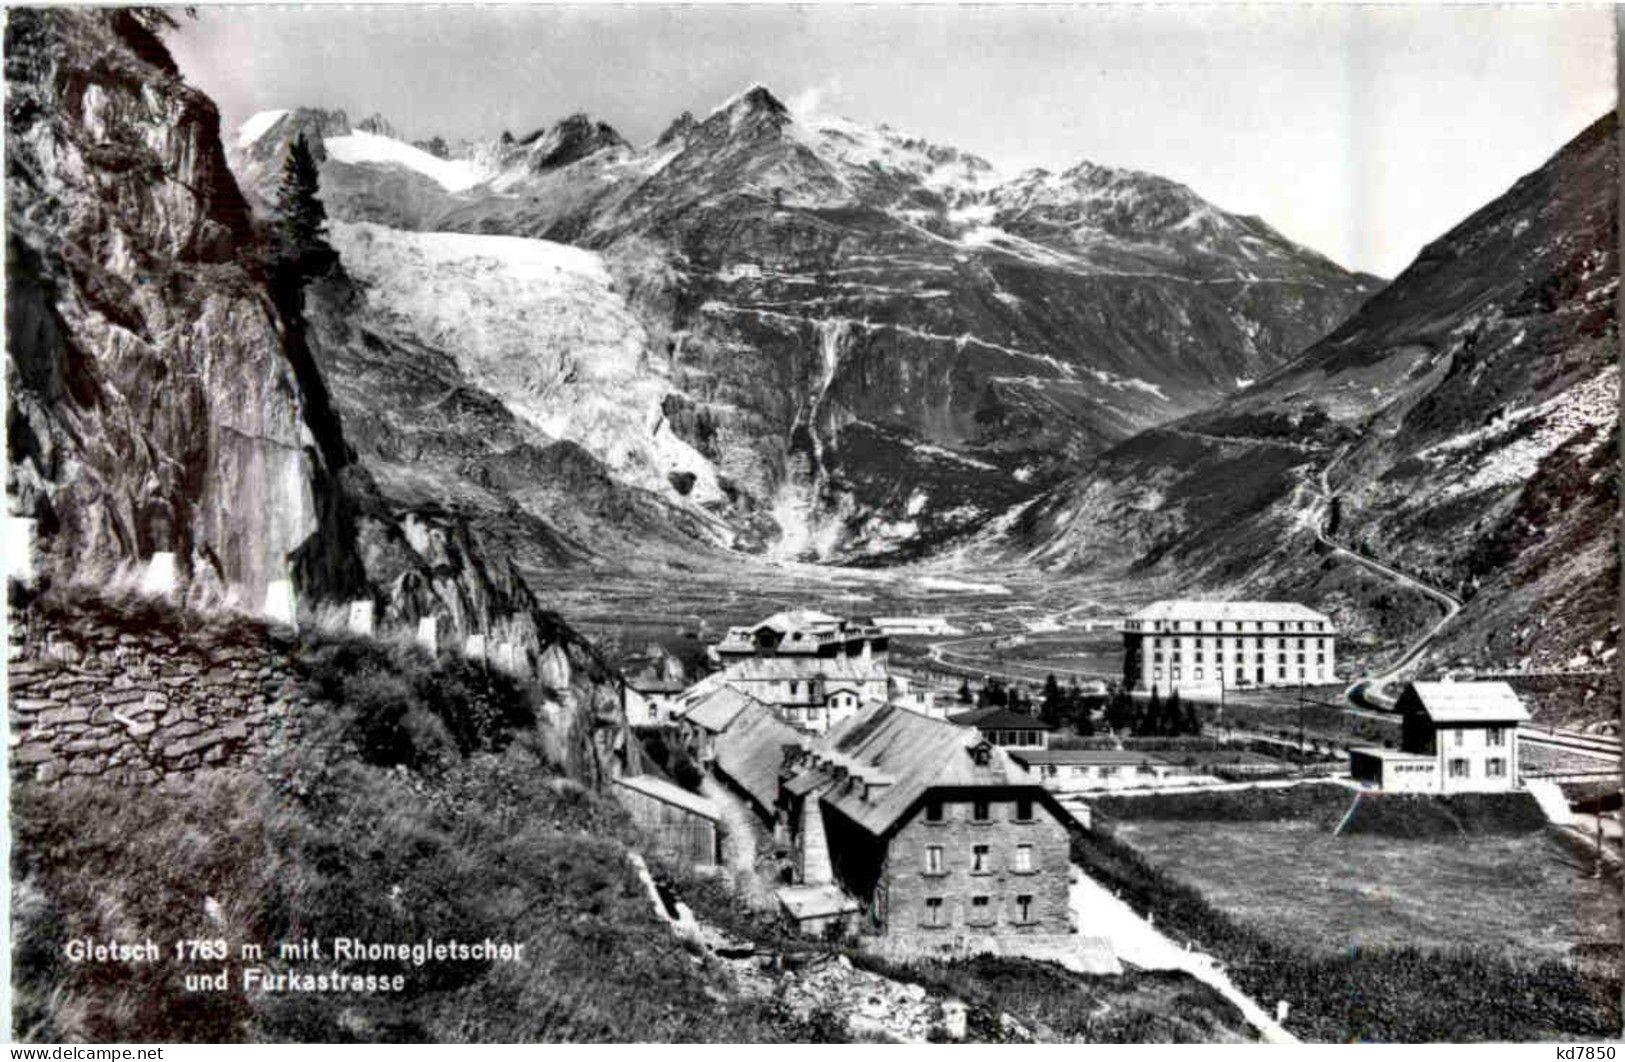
<box><xmin>231</xmin><ymin>87</ymin><xmax>1379</xmax><ymax>562</ymax></box>
<box><xmin>5</xmin><ymin>9</ymin><xmax>634</xmax><ymax>779</ymax></box>
<box><xmin>1020</xmin><ymin>113</ymin><xmax>1619</xmax><ymax>677</ymax></box>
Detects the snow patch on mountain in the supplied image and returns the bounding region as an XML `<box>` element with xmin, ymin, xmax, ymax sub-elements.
<box><xmin>237</xmin><ymin>109</ymin><xmax>290</xmax><ymax>147</ymax></box>
<box><xmin>329</xmin><ymin>221</ymin><xmax>726</xmax><ymax>508</ymax></box>
<box><xmin>324</xmin><ymin>130</ymin><xmax>489</xmax><ymax>192</ymax></box>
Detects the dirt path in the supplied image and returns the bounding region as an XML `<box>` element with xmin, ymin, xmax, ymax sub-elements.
<box><xmin>700</xmin><ymin>775</ymin><xmax>776</xmax><ymax>909</ymax></box>
<box><xmin>1068</xmin><ymin>870</ymin><xmax>1299</xmax><ymax>1044</ymax></box>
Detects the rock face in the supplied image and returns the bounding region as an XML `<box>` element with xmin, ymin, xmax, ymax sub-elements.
<box><xmin>5</xmin><ymin>9</ymin><xmax>348</xmax><ymax>609</ymax></box>
<box><xmin>5</xmin><ymin>9</ymin><xmax>636</xmax><ymax>780</ymax></box>
<box><xmin>232</xmin><ymin>85</ymin><xmax>1378</xmax><ymax>562</ymax></box>
<box><xmin>1021</xmin><ymin>112</ymin><xmax>1618</xmax><ymax>677</ymax></box>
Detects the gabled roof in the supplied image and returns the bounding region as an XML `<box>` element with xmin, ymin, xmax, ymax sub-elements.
<box><xmin>1126</xmin><ymin>600</ymin><xmax>1333</xmax><ymax>625</ymax></box>
<box><xmin>1006</xmin><ymin>749</ymin><xmax>1171</xmax><ymax>766</ymax></box>
<box><xmin>712</xmin><ymin>699</ymin><xmax>801</xmax><ymax>813</ymax></box>
<box><xmin>1399</xmin><ymin>681</ymin><xmax>1531</xmax><ymax>723</ymax></box>
<box><xmin>614</xmin><ymin>774</ymin><xmax>723</xmax><ymax>820</ymax></box>
<box><xmin>723</xmin><ymin>656</ymin><xmax>887</xmax><ymax>682</ymax></box>
<box><xmin>678</xmin><ymin>681</ymin><xmax>763</xmax><ymax>733</ymax></box>
<box><xmin>947</xmin><ymin>706</ymin><xmax>1055</xmax><ymax>730</ymax></box>
<box><xmin>756</xmin><ymin>609</ymin><xmax>841</xmax><ymax>633</ymax></box>
<box><xmin>789</xmin><ymin>702</ymin><xmax>1053</xmax><ymax>836</ymax></box>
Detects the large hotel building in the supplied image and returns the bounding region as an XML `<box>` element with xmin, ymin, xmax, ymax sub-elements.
<box><xmin>1121</xmin><ymin>601</ymin><xmax>1337</xmax><ymax>694</ymax></box>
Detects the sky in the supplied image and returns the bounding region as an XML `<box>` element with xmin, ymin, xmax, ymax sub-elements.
<box><xmin>168</xmin><ymin>4</ymin><xmax>1616</xmax><ymax>278</ymax></box>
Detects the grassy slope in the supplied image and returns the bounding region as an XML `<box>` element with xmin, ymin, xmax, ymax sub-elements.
<box><xmin>8</xmin><ymin>598</ymin><xmax>833</xmax><ymax>1044</ymax></box>
<box><xmin>1073</xmin><ymin>787</ymin><xmax>1621</xmax><ymax>1041</ymax></box>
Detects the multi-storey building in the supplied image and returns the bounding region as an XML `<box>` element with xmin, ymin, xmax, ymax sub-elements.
<box><xmin>777</xmin><ymin>703</ymin><xmax>1079</xmax><ymax>958</ymax></box>
<box><xmin>1121</xmin><ymin>600</ymin><xmax>1337</xmax><ymax>694</ymax></box>
<box><xmin>1349</xmin><ymin>681</ymin><xmax>1528</xmax><ymax>793</ymax></box>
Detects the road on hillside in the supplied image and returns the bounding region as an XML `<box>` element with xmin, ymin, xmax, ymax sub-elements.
<box><xmin>1303</xmin><ymin>451</ymin><xmax>1463</xmax><ymax>709</ymax></box>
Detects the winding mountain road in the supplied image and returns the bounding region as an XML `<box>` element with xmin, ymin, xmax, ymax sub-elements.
<box><xmin>1302</xmin><ymin>451</ymin><xmax>1462</xmax><ymax>708</ymax></box>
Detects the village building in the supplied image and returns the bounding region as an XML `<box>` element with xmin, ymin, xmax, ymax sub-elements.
<box><xmin>1350</xmin><ymin>680</ymin><xmax>1528</xmax><ymax>794</ymax></box>
<box><xmin>613</xmin><ymin>774</ymin><xmax>723</xmax><ymax>866</ymax></box>
<box><xmin>1006</xmin><ymin>748</ymin><xmax>1197</xmax><ymax>794</ymax></box>
<box><xmin>719</xmin><ymin>655</ymin><xmax>888</xmax><ymax>734</ymax></box>
<box><xmin>711</xmin><ymin>698</ymin><xmax>802</xmax><ymax>826</ymax></box>
<box><xmin>777</xmin><ymin>703</ymin><xmax>1080</xmax><ymax>960</ymax></box>
<box><xmin>625</xmin><ymin>675</ymin><xmax>687</xmax><ymax>726</ymax></box>
<box><xmin>873</xmin><ymin>615</ymin><xmax>960</xmax><ymax>637</ymax></box>
<box><xmin>947</xmin><ymin>706</ymin><xmax>1054</xmax><ymax>750</ymax></box>
<box><xmin>673</xmin><ymin>679</ymin><xmax>766</xmax><ymax>764</ymax></box>
<box><xmin>711</xmin><ymin>610</ymin><xmax>889</xmax><ymax>667</ymax></box>
<box><xmin>1120</xmin><ymin>600</ymin><xmax>1338</xmax><ymax>694</ymax></box>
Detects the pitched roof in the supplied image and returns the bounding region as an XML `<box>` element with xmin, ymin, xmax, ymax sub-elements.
<box><xmin>1126</xmin><ymin>600</ymin><xmax>1333</xmax><ymax>626</ymax></box>
<box><xmin>614</xmin><ymin>774</ymin><xmax>723</xmax><ymax>820</ymax></box>
<box><xmin>789</xmin><ymin>702</ymin><xmax>1052</xmax><ymax>836</ymax></box>
<box><xmin>678</xmin><ymin>681</ymin><xmax>763</xmax><ymax>733</ymax></box>
<box><xmin>757</xmin><ymin>609</ymin><xmax>842</xmax><ymax>633</ymax></box>
<box><xmin>1007</xmin><ymin>749</ymin><xmax>1171</xmax><ymax>766</ymax></box>
<box><xmin>947</xmin><ymin>706</ymin><xmax>1055</xmax><ymax>730</ymax></box>
<box><xmin>712</xmin><ymin>699</ymin><xmax>802</xmax><ymax>813</ymax></box>
<box><xmin>723</xmin><ymin>656</ymin><xmax>887</xmax><ymax>682</ymax></box>
<box><xmin>1400</xmin><ymin>681</ymin><xmax>1531</xmax><ymax>723</ymax></box>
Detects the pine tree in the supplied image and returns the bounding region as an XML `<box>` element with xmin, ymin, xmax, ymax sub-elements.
<box><xmin>272</xmin><ymin>134</ymin><xmax>334</xmax><ymax>280</ymax></box>
<box><xmin>1137</xmin><ymin>688</ymin><xmax>1163</xmax><ymax>737</ymax></box>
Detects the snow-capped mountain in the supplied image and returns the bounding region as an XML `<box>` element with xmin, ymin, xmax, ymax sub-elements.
<box><xmin>232</xmin><ymin>85</ymin><xmax>1378</xmax><ymax>562</ymax></box>
<box><xmin>1020</xmin><ymin>112</ymin><xmax>1618</xmax><ymax>681</ymax></box>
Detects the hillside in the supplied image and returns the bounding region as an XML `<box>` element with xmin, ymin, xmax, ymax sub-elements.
<box><xmin>229</xmin><ymin>90</ymin><xmax>1378</xmax><ymax>562</ymax></box>
<box><xmin>1019</xmin><ymin>112</ymin><xmax>1618</xmax><ymax>681</ymax></box>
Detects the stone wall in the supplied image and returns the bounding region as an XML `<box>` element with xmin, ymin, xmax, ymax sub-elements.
<box><xmin>7</xmin><ymin>599</ymin><xmax>314</xmax><ymax>787</ymax></box>
<box><xmin>876</xmin><ymin>797</ymin><xmax>1074</xmax><ymax>954</ymax></box>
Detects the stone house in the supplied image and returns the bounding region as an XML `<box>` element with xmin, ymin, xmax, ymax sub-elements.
<box><xmin>779</xmin><ymin>703</ymin><xmax>1078</xmax><ymax>958</ymax></box>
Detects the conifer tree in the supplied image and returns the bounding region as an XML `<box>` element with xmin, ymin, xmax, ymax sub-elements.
<box><xmin>272</xmin><ymin>134</ymin><xmax>334</xmax><ymax>280</ymax></box>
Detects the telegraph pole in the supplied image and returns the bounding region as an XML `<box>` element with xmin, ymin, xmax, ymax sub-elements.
<box><xmin>1297</xmin><ymin>678</ymin><xmax>1305</xmax><ymax>755</ymax></box>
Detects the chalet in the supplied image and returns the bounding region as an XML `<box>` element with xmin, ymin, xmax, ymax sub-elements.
<box><xmin>947</xmin><ymin>706</ymin><xmax>1054</xmax><ymax>750</ymax></box>
<box><xmin>1121</xmin><ymin>600</ymin><xmax>1337</xmax><ymax>694</ymax></box>
<box><xmin>779</xmin><ymin>703</ymin><xmax>1079</xmax><ymax>958</ymax></box>
<box><xmin>1350</xmin><ymin>680</ymin><xmax>1529</xmax><ymax>793</ymax></box>
<box><xmin>613</xmin><ymin>775</ymin><xmax>723</xmax><ymax>866</ymax></box>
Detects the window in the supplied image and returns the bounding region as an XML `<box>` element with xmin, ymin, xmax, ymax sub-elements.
<box><xmin>1015</xmin><ymin>845</ymin><xmax>1034</xmax><ymax>872</ymax></box>
<box><xmin>970</xmin><ymin>896</ymin><xmax>992</xmax><ymax>924</ymax></box>
<box><xmin>926</xmin><ymin>800</ymin><xmax>944</xmax><ymax>823</ymax></box>
<box><xmin>1487</xmin><ymin>727</ymin><xmax>1505</xmax><ymax>747</ymax></box>
<box><xmin>1453</xmin><ymin>729</ymin><xmax>1464</xmax><ymax>747</ymax></box>
<box><xmin>1194</xmin><ymin>668</ymin><xmax>1204</xmax><ymax>680</ymax></box>
<box><xmin>925</xmin><ymin>846</ymin><xmax>944</xmax><ymax>874</ymax></box>
<box><xmin>1015</xmin><ymin>894</ymin><xmax>1034</xmax><ymax>924</ymax></box>
<box><xmin>924</xmin><ymin>897</ymin><xmax>944</xmax><ymax>925</ymax></box>
<box><xmin>972</xmin><ymin>844</ymin><xmax>990</xmax><ymax>872</ymax></box>
<box><xmin>1449</xmin><ymin>758</ymin><xmax>1470</xmax><ymax>778</ymax></box>
<box><xmin>1486</xmin><ymin>758</ymin><xmax>1506</xmax><ymax>778</ymax></box>
<box><xmin>973</xmin><ymin>800</ymin><xmax>991</xmax><ymax>822</ymax></box>
<box><xmin>789</xmin><ymin>680</ymin><xmax>799</xmax><ymax>695</ymax></box>
<box><xmin>1015</xmin><ymin>797</ymin><xmax>1034</xmax><ymax>821</ymax></box>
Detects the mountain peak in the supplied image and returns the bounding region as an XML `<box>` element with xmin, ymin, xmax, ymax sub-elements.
<box><xmin>520</xmin><ymin>112</ymin><xmax>629</xmax><ymax>172</ymax></box>
<box><xmin>704</xmin><ymin>83</ymin><xmax>790</xmax><ymax>129</ymax></box>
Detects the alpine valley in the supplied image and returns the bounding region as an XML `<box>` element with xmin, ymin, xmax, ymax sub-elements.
<box><xmin>228</xmin><ymin>89</ymin><xmax>1380</xmax><ymax>564</ymax></box>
